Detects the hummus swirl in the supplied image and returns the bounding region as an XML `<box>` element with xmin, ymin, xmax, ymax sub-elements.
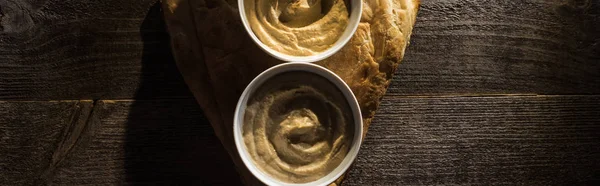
<box><xmin>243</xmin><ymin>71</ymin><xmax>354</xmax><ymax>183</ymax></box>
<box><xmin>244</xmin><ymin>0</ymin><xmax>350</xmax><ymax>56</ymax></box>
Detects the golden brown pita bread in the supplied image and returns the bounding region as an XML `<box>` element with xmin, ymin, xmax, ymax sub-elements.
<box><xmin>161</xmin><ymin>0</ymin><xmax>419</xmax><ymax>184</ymax></box>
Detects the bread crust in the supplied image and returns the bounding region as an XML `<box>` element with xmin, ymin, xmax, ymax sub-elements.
<box><xmin>161</xmin><ymin>0</ymin><xmax>420</xmax><ymax>185</ymax></box>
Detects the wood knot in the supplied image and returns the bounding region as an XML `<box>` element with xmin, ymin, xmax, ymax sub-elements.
<box><xmin>0</xmin><ymin>0</ymin><xmax>35</xmax><ymax>33</ymax></box>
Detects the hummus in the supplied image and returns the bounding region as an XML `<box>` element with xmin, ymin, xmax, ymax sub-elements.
<box><xmin>243</xmin><ymin>71</ymin><xmax>354</xmax><ymax>183</ymax></box>
<box><xmin>244</xmin><ymin>0</ymin><xmax>350</xmax><ymax>56</ymax></box>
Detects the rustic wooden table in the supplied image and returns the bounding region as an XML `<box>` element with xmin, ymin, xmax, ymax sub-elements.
<box><xmin>1</xmin><ymin>0</ymin><xmax>599</xmax><ymax>185</ymax></box>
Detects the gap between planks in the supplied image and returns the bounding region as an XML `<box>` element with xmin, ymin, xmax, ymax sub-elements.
<box><xmin>2</xmin><ymin>93</ymin><xmax>600</xmax><ymax>102</ymax></box>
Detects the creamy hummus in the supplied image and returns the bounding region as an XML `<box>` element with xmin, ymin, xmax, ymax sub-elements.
<box><xmin>243</xmin><ymin>71</ymin><xmax>354</xmax><ymax>183</ymax></box>
<box><xmin>244</xmin><ymin>0</ymin><xmax>350</xmax><ymax>56</ymax></box>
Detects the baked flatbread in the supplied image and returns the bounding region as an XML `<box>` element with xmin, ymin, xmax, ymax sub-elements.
<box><xmin>161</xmin><ymin>0</ymin><xmax>419</xmax><ymax>184</ymax></box>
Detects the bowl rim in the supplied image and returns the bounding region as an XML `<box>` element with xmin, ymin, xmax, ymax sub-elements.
<box><xmin>233</xmin><ymin>62</ymin><xmax>364</xmax><ymax>186</ymax></box>
<box><xmin>238</xmin><ymin>0</ymin><xmax>363</xmax><ymax>63</ymax></box>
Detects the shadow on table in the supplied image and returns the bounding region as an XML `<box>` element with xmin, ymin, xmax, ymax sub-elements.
<box><xmin>123</xmin><ymin>2</ymin><xmax>242</xmax><ymax>185</ymax></box>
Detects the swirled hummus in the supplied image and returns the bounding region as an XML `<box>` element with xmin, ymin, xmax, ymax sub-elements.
<box><xmin>244</xmin><ymin>0</ymin><xmax>350</xmax><ymax>56</ymax></box>
<box><xmin>243</xmin><ymin>71</ymin><xmax>354</xmax><ymax>183</ymax></box>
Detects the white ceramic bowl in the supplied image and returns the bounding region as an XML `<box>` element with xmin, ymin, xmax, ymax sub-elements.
<box><xmin>234</xmin><ymin>62</ymin><xmax>363</xmax><ymax>186</ymax></box>
<box><xmin>238</xmin><ymin>0</ymin><xmax>363</xmax><ymax>62</ymax></box>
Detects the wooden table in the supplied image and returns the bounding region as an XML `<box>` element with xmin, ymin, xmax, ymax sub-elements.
<box><xmin>1</xmin><ymin>0</ymin><xmax>598</xmax><ymax>185</ymax></box>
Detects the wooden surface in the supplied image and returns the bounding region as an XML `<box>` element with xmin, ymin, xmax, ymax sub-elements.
<box><xmin>0</xmin><ymin>0</ymin><xmax>191</xmax><ymax>100</ymax></box>
<box><xmin>389</xmin><ymin>0</ymin><xmax>600</xmax><ymax>95</ymax></box>
<box><xmin>346</xmin><ymin>95</ymin><xmax>600</xmax><ymax>185</ymax></box>
<box><xmin>0</xmin><ymin>100</ymin><xmax>93</xmax><ymax>185</ymax></box>
<box><xmin>1</xmin><ymin>0</ymin><xmax>599</xmax><ymax>185</ymax></box>
<box><xmin>1</xmin><ymin>96</ymin><xmax>598</xmax><ymax>185</ymax></box>
<box><xmin>1</xmin><ymin>0</ymin><xmax>599</xmax><ymax>99</ymax></box>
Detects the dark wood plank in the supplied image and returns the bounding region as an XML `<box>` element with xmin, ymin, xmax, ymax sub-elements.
<box><xmin>346</xmin><ymin>95</ymin><xmax>600</xmax><ymax>185</ymax></box>
<box><xmin>0</xmin><ymin>0</ymin><xmax>191</xmax><ymax>99</ymax></box>
<box><xmin>390</xmin><ymin>0</ymin><xmax>600</xmax><ymax>95</ymax></box>
<box><xmin>0</xmin><ymin>100</ymin><xmax>93</xmax><ymax>185</ymax></box>
<box><xmin>1</xmin><ymin>0</ymin><xmax>599</xmax><ymax>100</ymax></box>
<box><xmin>4</xmin><ymin>96</ymin><xmax>594</xmax><ymax>185</ymax></box>
<box><xmin>48</xmin><ymin>100</ymin><xmax>242</xmax><ymax>185</ymax></box>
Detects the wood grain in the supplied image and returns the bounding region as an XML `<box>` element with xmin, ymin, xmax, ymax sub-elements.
<box><xmin>0</xmin><ymin>0</ymin><xmax>191</xmax><ymax>99</ymax></box>
<box><xmin>345</xmin><ymin>95</ymin><xmax>600</xmax><ymax>185</ymax></box>
<box><xmin>1</xmin><ymin>0</ymin><xmax>599</xmax><ymax>100</ymax></box>
<box><xmin>47</xmin><ymin>100</ymin><xmax>241</xmax><ymax>185</ymax></box>
<box><xmin>0</xmin><ymin>100</ymin><xmax>92</xmax><ymax>185</ymax></box>
<box><xmin>2</xmin><ymin>96</ymin><xmax>596</xmax><ymax>185</ymax></box>
<box><xmin>0</xmin><ymin>0</ymin><xmax>599</xmax><ymax>185</ymax></box>
<box><xmin>389</xmin><ymin>0</ymin><xmax>600</xmax><ymax>95</ymax></box>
